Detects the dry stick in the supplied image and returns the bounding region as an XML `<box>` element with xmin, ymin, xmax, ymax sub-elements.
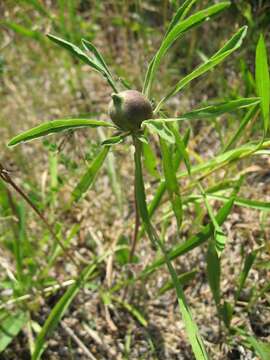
<box><xmin>83</xmin><ymin>323</ymin><xmax>117</xmax><ymax>360</ymax></box>
<box><xmin>0</xmin><ymin>163</ymin><xmax>79</xmax><ymax>269</ymax></box>
<box><xmin>61</xmin><ymin>321</ymin><xmax>98</xmax><ymax>360</ymax></box>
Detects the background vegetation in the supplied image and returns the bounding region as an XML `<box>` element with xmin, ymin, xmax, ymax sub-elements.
<box><xmin>0</xmin><ymin>1</ymin><xmax>270</xmax><ymax>359</ymax></box>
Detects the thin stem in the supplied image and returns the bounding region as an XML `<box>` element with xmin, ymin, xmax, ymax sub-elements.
<box><xmin>0</xmin><ymin>163</ymin><xmax>79</xmax><ymax>270</ymax></box>
<box><xmin>129</xmin><ymin>180</ymin><xmax>140</xmax><ymax>262</ymax></box>
<box><xmin>132</xmin><ymin>136</ymin><xmax>209</xmax><ymax>360</ymax></box>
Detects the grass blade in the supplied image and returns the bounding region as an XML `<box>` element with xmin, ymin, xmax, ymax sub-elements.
<box><xmin>198</xmin><ymin>182</ymin><xmax>227</xmax><ymax>255</ymax></box>
<box><xmin>223</xmin><ymin>105</ymin><xmax>259</xmax><ymax>151</ymax></box>
<box><xmin>143</xmin><ymin>2</ymin><xmax>231</xmax><ymax>97</ymax></box>
<box><xmin>32</xmin><ymin>262</ymin><xmax>97</xmax><ymax>360</ymax></box>
<box><xmin>246</xmin><ymin>336</ymin><xmax>270</xmax><ymax>360</ymax></box>
<box><xmin>158</xmin><ymin>269</ymin><xmax>197</xmax><ymax>296</ymax></box>
<box><xmin>72</xmin><ymin>146</ymin><xmax>110</xmax><ymax>202</ymax></box>
<box><xmin>1</xmin><ymin>21</ymin><xmax>42</xmax><ymax>40</ymax></box>
<box><xmin>155</xmin><ymin>26</ymin><xmax>247</xmax><ymax>111</ymax></box>
<box><xmin>183</xmin><ymin>193</ymin><xmax>270</xmax><ymax>213</ymax></box>
<box><xmin>235</xmin><ymin>249</ymin><xmax>258</xmax><ymax>301</ymax></box>
<box><xmin>206</xmin><ymin>240</ymin><xmax>221</xmax><ymax>307</ymax></box>
<box><xmin>256</xmin><ymin>34</ymin><xmax>270</xmax><ymax>135</ymax></box>
<box><xmin>0</xmin><ymin>312</ymin><xmax>27</xmax><ymax>352</ymax></box>
<box><xmin>8</xmin><ymin>119</ymin><xmax>114</xmax><ymax>147</ymax></box>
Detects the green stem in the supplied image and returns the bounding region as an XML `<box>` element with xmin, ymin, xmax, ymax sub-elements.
<box><xmin>132</xmin><ymin>135</ymin><xmax>209</xmax><ymax>360</ymax></box>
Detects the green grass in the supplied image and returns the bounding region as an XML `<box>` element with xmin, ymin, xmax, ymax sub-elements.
<box><xmin>1</xmin><ymin>1</ymin><xmax>270</xmax><ymax>359</ymax></box>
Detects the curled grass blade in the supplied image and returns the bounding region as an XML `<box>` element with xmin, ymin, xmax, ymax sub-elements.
<box><xmin>155</xmin><ymin>26</ymin><xmax>247</xmax><ymax>112</ymax></box>
<box><xmin>72</xmin><ymin>146</ymin><xmax>110</xmax><ymax>202</ymax></box>
<box><xmin>143</xmin><ymin>2</ymin><xmax>231</xmax><ymax>97</ymax></box>
<box><xmin>8</xmin><ymin>119</ymin><xmax>114</xmax><ymax>147</ymax></box>
<box><xmin>256</xmin><ymin>34</ymin><xmax>270</xmax><ymax>136</ymax></box>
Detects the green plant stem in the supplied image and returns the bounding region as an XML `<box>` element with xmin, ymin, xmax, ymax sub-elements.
<box><xmin>132</xmin><ymin>135</ymin><xmax>209</xmax><ymax>360</ymax></box>
<box><xmin>129</xmin><ymin>181</ymin><xmax>140</xmax><ymax>263</ymax></box>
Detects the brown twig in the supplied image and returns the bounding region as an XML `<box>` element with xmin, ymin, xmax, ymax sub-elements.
<box><xmin>0</xmin><ymin>162</ymin><xmax>79</xmax><ymax>269</ymax></box>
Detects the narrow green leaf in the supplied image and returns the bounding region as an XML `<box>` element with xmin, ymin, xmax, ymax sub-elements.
<box><xmin>160</xmin><ymin>137</ymin><xmax>182</xmax><ymax>228</ymax></box>
<box><xmin>179</xmin><ymin>97</ymin><xmax>260</xmax><ymax>119</ymax></box>
<box><xmin>0</xmin><ymin>312</ymin><xmax>27</xmax><ymax>352</ymax></box>
<box><xmin>207</xmin><ymin>194</ymin><xmax>270</xmax><ymax>212</ymax></box>
<box><xmin>143</xmin><ymin>2</ymin><xmax>231</xmax><ymax>97</ymax></box>
<box><xmin>223</xmin><ymin>105</ymin><xmax>259</xmax><ymax>151</ymax></box>
<box><xmin>247</xmin><ymin>337</ymin><xmax>270</xmax><ymax>360</ymax></box>
<box><xmin>72</xmin><ymin>146</ymin><xmax>110</xmax><ymax>202</ymax></box>
<box><xmin>143</xmin><ymin>142</ymin><xmax>159</xmax><ymax>178</ymax></box>
<box><xmin>206</xmin><ymin>240</ymin><xmax>221</xmax><ymax>306</ymax></box>
<box><xmin>165</xmin><ymin>0</ymin><xmax>198</xmax><ymax>36</ymax></box>
<box><xmin>8</xmin><ymin>119</ymin><xmax>113</xmax><ymax>147</ymax></box>
<box><xmin>98</xmin><ymin>128</ymin><xmax>123</xmax><ymax>212</ymax></box>
<box><xmin>144</xmin><ymin>121</ymin><xmax>175</xmax><ymax>143</ymax></box>
<box><xmin>82</xmin><ymin>39</ymin><xmax>118</xmax><ymax>92</ymax></box>
<box><xmin>82</xmin><ymin>39</ymin><xmax>113</xmax><ymax>78</ymax></box>
<box><xmin>140</xmin><ymin>139</ymin><xmax>270</xmax><ymax>240</ymax></box>
<box><xmin>101</xmin><ymin>133</ymin><xmax>128</xmax><ymax>146</ymax></box>
<box><xmin>220</xmin><ymin>301</ymin><xmax>233</xmax><ymax>329</ymax></box>
<box><xmin>112</xmin><ymin>296</ymin><xmax>148</xmax><ymax>327</ymax></box>
<box><xmin>47</xmin><ymin>34</ymin><xmax>103</xmax><ymax>73</ymax></box>
<box><xmin>156</xmin><ymin>26</ymin><xmax>247</xmax><ymax>111</ymax></box>
<box><xmin>198</xmin><ymin>182</ymin><xmax>228</xmax><ymax>256</ymax></box>
<box><xmin>235</xmin><ymin>249</ymin><xmax>258</xmax><ymax>301</ymax></box>
<box><xmin>170</xmin><ymin>123</ymin><xmax>191</xmax><ymax>174</ymax></box>
<box><xmin>21</xmin><ymin>0</ymin><xmax>52</xmax><ymax>18</ymax></box>
<box><xmin>47</xmin><ymin>34</ymin><xmax>118</xmax><ymax>92</ymax></box>
<box><xmin>256</xmin><ymin>34</ymin><xmax>270</xmax><ymax>135</ymax></box>
<box><xmin>2</xmin><ymin>21</ymin><xmax>42</xmax><ymax>40</ymax></box>
<box><xmin>158</xmin><ymin>269</ymin><xmax>197</xmax><ymax>296</ymax></box>
<box><xmin>32</xmin><ymin>262</ymin><xmax>97</xmax><ymax>360</ymax></box>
